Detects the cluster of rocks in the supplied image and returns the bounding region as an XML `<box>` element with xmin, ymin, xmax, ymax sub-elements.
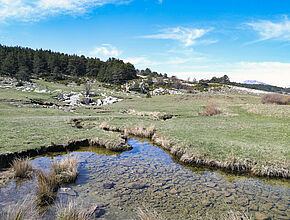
<box><xmin>55</xmin><ymin>91</ymin><xmax>123</xmax><ymax>107</ymax></box>
<box><xmin>97</xmin><ymin>96</ymin><xmax>122</xmax><ymax>106</ymax></box>
<box><xmin>0</xmin><ymin>77</ymin><xmax>51</xmax><ymax>94</ymax></box>
<box><xmin>0</xmin><ymin>77</ymin><xmax>17</xmax><ymax>88</ymax></box>
<box><xmin>151</xmin><ymin>88</ymin><xmax>184</xmax><ymax>96</ymax></box>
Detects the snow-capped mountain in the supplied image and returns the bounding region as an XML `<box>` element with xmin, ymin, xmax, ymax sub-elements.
<box><xmin>243</xmin><ymin>80</ymin><xmax>270</xmax><ymax>85</ymax></box>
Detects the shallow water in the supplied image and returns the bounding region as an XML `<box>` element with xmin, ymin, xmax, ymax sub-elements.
<box><xmin>0</xmin><ymin>139</ymin><xmax>289</xmax><ymax>219</ymax></box>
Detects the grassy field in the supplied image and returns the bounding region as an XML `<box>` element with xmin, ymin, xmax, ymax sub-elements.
<box><xmin>0</xmin><ymin>80</ymin><xmax>289</xmax><ymax>178</ymax></box>
<box><xmin>102</xmin><ymin>94</ymin><xmax>290</xmax><ymax>171</ymax></box>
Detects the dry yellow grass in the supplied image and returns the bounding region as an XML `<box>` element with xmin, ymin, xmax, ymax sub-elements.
<box><xmin>198</xmin><ymin>99</ymin><xmax>220</xmax><ymax>116</ymax></box>
<box><xmin>137</xmin><ymin>207</ymin><xmax>164</xmax><ymax>220</ymax></box>
<box><xmin>52</xmin><ymin>155</ymin><xmax>79</xmax><ymax>184</ymax></box>
<box><xmin>55</xmin><ymin>201</ymin><xmax>95</xmax><ymax>220</ymax></box>
<box><xmin>223</xmin><ymin>210</ymin><xmax>252</xmax><ymax>220</ymax></box>
<box><xmin>36</xmin><ymin>171</ymin><xmax>59</xmax><ymax>206</ymax></box>
<box><xmin>11</xmin><ymin>158</ymin><xmax>33</xmax><ymax>178</ymax></box>
<box><xmin>0</xmin><ymin>197</ymin><xmax>37</xmax><ymax>220</ymax></box>
<box><xmin>261</xmin><ymin>94</ymin><xmax>290</xmax><ymax>105</ymax></box>
<box><xmin>124</xmin><ymin>125</ymin><xmax>156</xmax><ymax>138</ymax></box>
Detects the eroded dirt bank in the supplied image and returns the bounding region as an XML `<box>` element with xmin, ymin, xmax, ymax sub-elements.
<box><xmin>0</xmin><ymin>137</ymin><xmax>131</xmax><ymax>168</ymax></box>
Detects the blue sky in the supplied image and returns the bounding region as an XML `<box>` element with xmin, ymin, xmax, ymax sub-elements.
<box><xmin>0</xmin><ymin>0</ymin><xmax>289</xmax><ymax>87</ymax></box>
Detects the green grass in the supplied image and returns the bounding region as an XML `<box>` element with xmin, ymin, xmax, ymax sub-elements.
<box><xmin>103</xmin><ymin>94</ymin><xmax>290</xmax><ymax>168</ymax></box>
<box><xmin>0</xmin><ymin>81</ymin><xmax>289</xmax><ymax>173</ymax></box>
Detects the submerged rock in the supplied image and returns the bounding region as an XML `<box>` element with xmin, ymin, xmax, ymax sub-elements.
<box><xmin>127</xmin><ymin>182</ymin><xmax>146</xmax><ymax>189</ymax></box>
<box><xmin>59</xmin><ymin>187</ymin><xmax>78</xmax><ymax>196</ymax></box>
<box><xmin>87</xmin><ymin>204</ymin><xmax>107</xmax><ymax>218</ymax></box>
<box><xmin>103</xmin><ymin>182</ymin><xmax>114</xmax><ymax>189</ymax></box>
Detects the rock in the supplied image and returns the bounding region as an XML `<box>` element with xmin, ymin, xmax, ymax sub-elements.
<box><xmin>255</xmin><ymin>212</ymin><xmax>271</xmax><ymax>220</ymax></box>
<box><xmin>153</xmin><ymin>183</ymin><xmax>163</xmax><ymax>187</ymax></box>
<box><xmin>103</xmin><ymin>182</ymin><xmax>114</xmax><ymax>189</ymax></box>
<box><xmin>81</xmin><ymin>97</ymin><xmax>94</xmax><ymax>105</ymax></box>
<box><xmin>58</xmin><ymin>187</ymin><xmax>78</xmax><ymax>196</ymax></box>
<box><xmin>201</xmin><ymin>199</ymin><xmax>212</xmax><ymax>207</ymax></box>
<box><xmin>87</xmin><ymin>204</ymin><xmax>107</xmax><ymax>218</ymax></box>
<box><xmin>204</xmin><ymin>182</ymin><xmax>217</xmax><ymax>188</ymax></box>
<box><xmin>169</xmin><ymin>189</ymin><xmax>178</xmax><ymax>194</ymax></box>
<box><xmin>127</xmin><ymin>182</ymin><xmax>146</xmax><ymax>189</ymax></box>
<box><xmin>113</xmin><ymin>192</ymin><xmax>122</xmax><ymax>198</ymax></box>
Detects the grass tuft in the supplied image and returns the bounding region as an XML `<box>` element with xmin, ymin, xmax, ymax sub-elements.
<box><xmin>0</xmin><ymin>198</ymin><xmax>38</xmax><ymax>220</ymax></box>
<box><xmin>36</xmin><ymin>171</ymin><xmax>59</xmax><ymax>206</ymax></box>
<box><xmin>222</xmin><ymin>210</ymin><xmax>252</xmax><ymax>220</ymax></box>
<box><xmin>11</xmin><ymin>158</ymin><xmax>33</xmax><ymax>178</ymax></box>
<box><xmin>124</xmin><ymin>125</ymin><xmax>156</xmax><ymax>139</ymax></box>
<box><xmin>52</xmin><ymin>155</ymin><xmax>79</xmax><ymax>184</ymax></box>
<box><xmin>55</xmin><ymin>201</ymin><xmax>95</xmax><ymax>220</ymax></box>
<box><xmin>137</xmin><ymin>207</ymin><xmax>164</xmax><ymax>220</ymax></box>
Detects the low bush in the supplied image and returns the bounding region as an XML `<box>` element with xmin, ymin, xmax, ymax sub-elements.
<box><xmin>261</xmin><ymin>94</ymin><xmax>289</xmax><ymax>105</ymax></box>
<box><xmin>198</xmin><ymin>99</ymin><xmax>220</xmax><ymax>116</ymax></box>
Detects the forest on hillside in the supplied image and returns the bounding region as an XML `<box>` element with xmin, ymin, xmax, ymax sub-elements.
<box><xmin>0</xmin><ymin>45</ymin><xmax>288</xmax><ymax>93</ymax></box>
<box><xmin>0</xmin><ymin>45</ymin><xmax>138</xmax><ymax>84</ymax></box>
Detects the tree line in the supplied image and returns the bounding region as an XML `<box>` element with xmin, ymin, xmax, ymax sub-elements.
<box><xmin>0</xmin><ymin>44</ymin><xmax>138</xmax><ymax>84</ymax></box>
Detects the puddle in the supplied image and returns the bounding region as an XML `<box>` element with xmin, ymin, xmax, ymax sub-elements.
<box><xmin>0</xmin><ymin>139</ymin><xmax>289</xmax><ymax>219</ymax></box>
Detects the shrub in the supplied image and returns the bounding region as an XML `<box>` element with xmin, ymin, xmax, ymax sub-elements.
<box><xmin>199</xmin><ymin>99</ymin><xmax>219</xmax><ymax>116</ymax></box>
<box><xmin>12</xmin><ymin>158</ymin><xmax>33</xmax><ymax>178</ymax></box>
<box><xmin>84</xmin><ymin>82</ymin><xmax>92</xmax><ymax>97</ymax></box>
<box><xmin>261</xmin><ymin>94</ymin><xmax>289</xmax><ymax>105</ymax></box>
<box><xmin>52</xmin><ymin>155</ymin><xmax>79</xmax><ymax>184</ymax></box>
<box><xmin>36</xmin><ymin>171</ymin><xmax>59</xmax><ymax>206</ymax></box>
<box><xmin>15</xmin><ymin>81</ymin><xmax>24</xmax><ymax>87</ymax></box>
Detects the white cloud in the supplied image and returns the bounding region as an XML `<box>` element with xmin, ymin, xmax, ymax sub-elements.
<box><xmin>167</xmin><ymin>62</ymin><xmax>290</xmax><ymax>87</ymax></box>
<box><xmin>123</xmin><ymin>56</ymin><xmax>205</xmax><ymax>70</ymax></box>
<box><xmin>124</xmin><ymin>57</ymin><xmax>151</xmax><ymax>65</ymax></box>
<box><xmin>142</xmin><ymin>27</ymin><xmax>214</xmax><ymax>47</ymax></box>
<box><xmin>247</xmin><ymin>16</ymin><xmax>290</xmax><ymax>42</ymax></box>
<box><xmin>158</xmin><ymin>0</ymin><xmax>163</xmax><ymax>4</ymax></box>
<box><xmin>90</xmin><ymin>44</ymin><xmax>122</xmax><ymax>58</ymax></box>
<box><xmin>229</xmin><ymin>62</ymin><xmax>290</xmax><ymax>87</ymax></box>
<box><xmin>0</xmin><ymin>0</ymin><xmax>132</xmax><ymax>22</ymax></box>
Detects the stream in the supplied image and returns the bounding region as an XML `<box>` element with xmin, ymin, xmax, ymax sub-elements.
<box><xmin>0</xmin><ymin>139</ymin><xmax>289</xmax><ymax>219</ymax></box>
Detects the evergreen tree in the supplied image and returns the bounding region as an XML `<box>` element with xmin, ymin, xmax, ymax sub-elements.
<box><xmin>1</xmin><ymin>52</ymin><xmax>18</xmax><ymax>76</ymax></box>
<box><xmin>33</xmin><ymin>50</ymin><xmax>46</xmax><ymax>75</ymax></box>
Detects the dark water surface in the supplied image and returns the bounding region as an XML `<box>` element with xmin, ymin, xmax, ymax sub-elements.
<box><xmin>0</xmin><ymin>139</ymin><xmax>289</xmax><ymax>219</ymax></box>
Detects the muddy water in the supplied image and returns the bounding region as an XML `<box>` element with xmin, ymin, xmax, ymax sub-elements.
<box><xmin>0</xmin><ymin>139</ymin><xmax>289</xmax><ymax>219</ymax></box>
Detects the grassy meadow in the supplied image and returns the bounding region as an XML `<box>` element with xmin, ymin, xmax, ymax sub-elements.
<box><xmin>0</xmin><ymin>80</ymin><xmax>289</xmax><ymax>177</ymax></box>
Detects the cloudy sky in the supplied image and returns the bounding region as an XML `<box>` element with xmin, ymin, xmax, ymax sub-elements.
<box><xmin>0</xmin><ymin>0</ymin><xmax>289</xmax><ymax>87</ymax></box>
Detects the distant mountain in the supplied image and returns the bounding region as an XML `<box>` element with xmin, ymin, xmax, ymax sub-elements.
<box><xmin>243</xmin><ymin>80</ymin><xmax>270</xmax><ymax>85</ymax></box>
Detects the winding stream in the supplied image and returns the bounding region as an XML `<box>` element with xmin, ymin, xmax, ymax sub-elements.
<box><xmin>0</xmin><ymin>139</ymin><xmax>289</xmax><ymax>219</ymax></box>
